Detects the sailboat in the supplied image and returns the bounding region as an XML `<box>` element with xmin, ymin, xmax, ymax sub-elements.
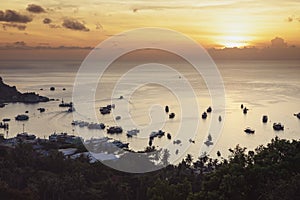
<box><xmin>204</xmin><ymin>133</ymin><xmax>213</xmax><ymax>146</ymax></box>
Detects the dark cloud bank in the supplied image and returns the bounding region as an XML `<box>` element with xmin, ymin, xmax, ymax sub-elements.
<box><xmin>0</xmin><ymin>10</ymin><xmax>32</xmax><ymax>23</ymax></box>
<box><xmin>62</xmin><ymin>19</ymin><xmax>89</xmax><ymax>31</ymax></box>
<box><xmin>0</xmin><ymin>37</ymin><xmax>299</xmax><ymax>61</ymax></box>
<box><xmin>26</xmin><ymin>4</ymin><xmax>46</xmax><ymax>13</ymax></box>
<box><xmin>2</xmin><ymin>23</ymin><xmax>26</xmax><ymax>31</ymax></box>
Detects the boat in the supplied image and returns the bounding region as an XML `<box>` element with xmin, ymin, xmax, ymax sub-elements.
<box><xmin>189</xmin><ymin>138</ymin><xmax>195</xmax><ymax>143</ymax></box>
<box><xmin>71</xmin><ymin>120</ymin><xmax>79</xmax><ymax>126</ymax></box>
<box><xmin>167</xmin><ymin>133</ymin><xmax>171</xmax><ymax>140</ymax></box>
<box><xmin>0</xmin><ymin>103</ymin><xmax>5</xmax><ymax>108</ymax></box>
<box><xmin>273</xmin><ymin>123</ymin><xmax>284</xmax><ymax>131</ymax></box>
<box><xmin>87</xmin><ymin>123</ymin><xmax>105</xmax><ymax>130</ymax></box>
<box><xmin>126</xmin><ymin>129</ymin><xmax>139</xmax><ymax>137</ymax></box>
<box><xmin>15</xmin><ymin>114</ymin><xmax>29</xmax><ymax>121</ymax></box>
<box><xmin>100</xmin><ymin>107</ymin><xmax>110</xmax><ymax>114</ymax></box>
<box><xmin>218</xmin><ymin>115</ymin><xmax>222</xmax><ymax>122</ymax></box>
<box><xmin>67</xmin><ymin>107</ymin><xmax>75</xmax><ymax>112</ymax></box>
<box><xmin>294</xmin><ymin>112</ymin><xmax>300</xmax><ymax>119</ymax></box>
<box><xmin>2</xmin><ymin>118</ymin><xmax>10</xmax><ymax>122</ymax></box>
<box><xmin>37</xmin><ymin>108</ymin><xmax>45</xmax><ymax>113</ymax></box>
<box><xmin>206</xmin><ymin>106</ymin><xmax>212</xmax><ymax>113</ymax></box>
<box><xmin>204</xmin><ymin>140</ymin><xmax>213</xmax><ymax>146</ymax></box>
<box><xmin>243</xmin><ymin>107</ymin><xmax>248</xmax><ymax>114</ymax></box>
<box><xmin>0</xmin><ymin>122</ymin><xmax>9</xmax><ymax>129</ymax></box>
<box><xmin>78</xmin><ymin>121</ymin><xmax>89</xmax><ymax>127</ymax></box>
<box><xmin>241</xmin><ymin>104</ymin><xmax>244</xmax><ymax>109</ymax></box>
<box><xmin>115</xmin><ymin>116</ymin><xmax>121</xmax><ymax>120</ymax></box>
<box><xmin>100</xmin><ymin>105</ymin><xmax>114</xmax><ymax>115</ymax></box>
<box><xmin>244</xmin><ymin>127</ymin><xmax>255</xmax><ymax>134</ymax></box>
<box><xmin>173</xmin><ymin>139</ymin><xmax>181</xmax><ymax>145</ymax></box>
<box><xmin>59</xmin><ymin>100</ymin><xmax>73</xmax><ymax>108</ymax></box>
<box><xmin>262</xmin><ymin>115</ymin><xmax>268</xmax><ymax>123</ymax></box>
<box><xmin>202</xmin><ymin>112</ymin><xmax>207</xmax><ymax>119</ymax></box>
<box><xmin>107</xmin><ymin>126</ymin><xmax>123</xmax><ymax>134</ymax></box>
<box><xmin>204</xmin><ymin>134</ymin><xmax>213</xmax><ymax>146</ymax></box>
<box><xmin>150</xmin><ymin>130</ymin><xmax>165</xmax><ymax>139</ymax></box>
<box><xmin>207</xmin><ymin>134</ymin><xmax>212</xmax><ymax>141</ymax></box>
<box><xmin>148</xmin><ymin>139</ymin><xmax>153</xmax><ymax>146</ymax></box>
<box><xmin>17</xmin><ymin>132</ymin><xmax>36</xmax><ymax>140</ymax></box>
<box><xmin>99</xmin><ymin>123</ymin><xmax>106</xmax><ymax>129</ymax></box>
<box><xmin>169</xmin><ymin>112</ymin><xmax>175</xmax><ymax>119</ymax></box>
<box><xmin>165</xmin><ymin>106</ymin><xmax>169</xmax><ymax>113</ymax></box>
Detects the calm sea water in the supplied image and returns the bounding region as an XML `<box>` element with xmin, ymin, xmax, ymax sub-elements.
<box><xmin>0</xmin><ymin>59</ymin><xmax>299</xmax><ymax>160</ymax></box>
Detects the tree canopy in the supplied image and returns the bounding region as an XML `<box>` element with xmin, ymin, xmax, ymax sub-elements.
<box><xmin>0</xmin><ymin>137</ymin><xmax>299</xmax><ymax>200</ymax></box>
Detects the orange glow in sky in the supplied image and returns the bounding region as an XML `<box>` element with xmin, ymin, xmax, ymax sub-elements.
<box><xmin>0</xmin><ymin>0</ymin><xmax>300</xmax><ymax>49</ymax></box>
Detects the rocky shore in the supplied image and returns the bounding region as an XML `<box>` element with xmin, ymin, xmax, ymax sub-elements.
<box><xmin>0</xmin><ymin>77</ymin><xmax>49</xmax><ymax>104</ymax></box>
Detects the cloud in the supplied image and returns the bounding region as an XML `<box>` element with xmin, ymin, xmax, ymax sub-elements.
<box><xmin>286</xmin><ymin>16</ymin><xmax>300</xmax><ymax>23</ymax></box>
<box><xmin>0</xmin><ymin>10</ymin><xmax>32</xmax><ymax>23</ymax></box>
<box><xmin>271</xmin><ymin>37</ymin><xmax>287</xmax><ymax>48</ymax></box>
<box><xmin>26</xmin><ymin>4</ymin><xmax>46</xmax><ymax>13</ymax></box>
<box><xmin>0</xmin><ymin>42</ymin><xmax>93</xmax><ymax>50</ymax></box>
<box><xmin>2</xmin><ymin>23</ymin><xmax>26</xmax><ymax>31</ymax></box>
<box><xmin>62</xmin><ymin>19</ymin><xmax>89</xmax><ymax>31</ymax></box>
<box><xmin>14</xmin><ymin>41</ymin><xmax>26</xmax><ymax>46</ymax></box>
<box><xmin>0</xmin><ymin>41</ymin><xmax>28</xmax><ymax>49</ymax></box>
<box><xmin>43</xmin><ymin>18</ymin><xmax>52</xmax><ymax>24</ymax></box>
<box><xmin>130</xmin><ymin>2</ymin><xmax>238</xmax><ymax>13</ymax></box>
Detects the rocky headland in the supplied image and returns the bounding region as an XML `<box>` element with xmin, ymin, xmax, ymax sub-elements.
<box><xmin>0</xmin><ymin>77</ymin><xmax>49</xmax><ymax>104</ymax></box>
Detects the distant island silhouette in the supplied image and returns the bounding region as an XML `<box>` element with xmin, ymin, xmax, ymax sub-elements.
<box><xmin>0</xmin><ymin>77</ymin><xmax>49</xmax><ymax>104</ymax></box>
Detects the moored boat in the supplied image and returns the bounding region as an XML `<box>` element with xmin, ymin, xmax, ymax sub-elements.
<box><xmin>169</xmin><ymin>112</ymin><xmax>175</xmax><ymax>119</ymax></box>
<box><xmin>207</xmin><ymin>106</ymin><xmax>212</xmax><ymax>113</ymax></box>
<box><xmin>273</xmin><ymin>123</ymin><xmax>284</xmax><ymax>131</ymax></box>
<box><xmin>202</xmin><ymin>112</ymin><xmax>207</xmax><ymax>119</ymax></box>
<box><xmin>262</xmin><ymin>115</ymin><xmax>268</xmax><ymax>123</ymax></box>
<box><xmin>15</xmin><ymin>114</ymin><xmax>29</xmax><ymax>121</ymax></box>
<box><xmin>244</xmin><ymin>127</ymin><xmax>255</xmax><ymax>134</ymax></box>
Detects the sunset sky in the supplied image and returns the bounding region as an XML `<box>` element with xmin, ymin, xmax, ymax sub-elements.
<box><xmin>1</xmin><ymin>0</ymin><xmax>300</xmax><ymax>50</ymax></box>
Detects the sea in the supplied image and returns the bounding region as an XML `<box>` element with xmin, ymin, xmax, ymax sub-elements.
<box><xmin>0</xmin><ymin>59</ymin><xmax>299</xmax><ymax>163</ymax></box>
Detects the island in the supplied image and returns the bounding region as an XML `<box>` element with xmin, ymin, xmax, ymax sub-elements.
<box><xmin>0</xmin><ymin>77</ymin><xmax>49</xmax><ymax>104</ymax></box>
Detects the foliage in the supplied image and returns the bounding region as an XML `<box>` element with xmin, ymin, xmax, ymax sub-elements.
<box><xmin>0</xmin><ymin>137</ymin><xmax>299</xmax><ymax>200</ymax></box>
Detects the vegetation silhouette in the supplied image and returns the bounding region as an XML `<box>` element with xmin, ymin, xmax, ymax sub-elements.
<box><xmin>0</xmin><ymin>137</ymin><xmax>299</xmax><ymax>200</ymax></box>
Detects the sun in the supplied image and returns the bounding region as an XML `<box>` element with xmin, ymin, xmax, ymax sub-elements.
<box><xmin>219</xmin><ymin>35</ymin><xmax>250</xmax><ymax>48</ymax></box>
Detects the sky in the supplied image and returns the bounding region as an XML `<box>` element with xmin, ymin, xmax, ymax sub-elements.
<box><xmin>0</xmin><ymin>0</ymin><xmax>300</xmax><ymax>59</ymax></box>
